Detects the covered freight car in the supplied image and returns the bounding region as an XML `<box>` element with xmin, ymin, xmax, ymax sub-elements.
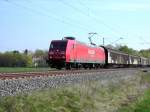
<box><xmin>48</xmin><ymin>37</ymin><xmax>106</xmax><ymax>69</ymax></box>
<box><xmin>102</xmin><ymin>46</ymin><xmax>147</xmax><ymax>67</ymax></box>
<box><xmin>101</xmin><ymin>47</ymin><xmax>130</xmax><ymax>67</ymax></box>
<box><xmin>140</xmin><ymin>57</ymin><xmax>150</xmax><ymax>67</ymax></box>
<box><xmin>148</xmin><ymin>59</ymin><xmax>150</xmax><ymax>67</ymax></box>
<box><xmin>129</xmin><ymin>55</ymin><xmax>141</xmax><ymax>67</ymax></box>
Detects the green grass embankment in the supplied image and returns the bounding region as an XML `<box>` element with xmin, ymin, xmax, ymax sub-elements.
<box><xmin>0</xmin><ymin>71</ymin><xmax>150</xmax><ymax>112</ymax></box>
<box><xmin>117</xmin><ymin>89</ymin><xmax>150</xmax><ymax>112</ymax></box>
<box><xmin>0</xmin><ymin>67</ymin><xmax>50</xmax><ymax>73</ymax></box>
<box><xmin>117</xmin><ymin>72</ymin><xmax>150</xmax><ymax>112</ymax></box>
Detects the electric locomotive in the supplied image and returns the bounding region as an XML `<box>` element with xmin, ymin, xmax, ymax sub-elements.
<box><xmin>48</xmin><ymin>37</ymin><xmax>106</xmax><ymax>69</ymax></box>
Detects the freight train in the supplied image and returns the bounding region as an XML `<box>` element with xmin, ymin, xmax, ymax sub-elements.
<box><xmin>47</xmin><ymin>37</ymin><xmax>150</xmax><ymax>69</ymax></box>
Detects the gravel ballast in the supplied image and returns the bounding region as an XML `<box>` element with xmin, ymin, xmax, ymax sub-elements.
<box><xmin>0</xmin><ymin>70</ymin><xmax>139</xmax><ymax>96</ymax></box>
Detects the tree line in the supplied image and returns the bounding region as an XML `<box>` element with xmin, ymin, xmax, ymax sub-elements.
<box><xmin>118</xmin><ymin>45</ymin><xmax>150</xmax><ymax>58</ymax></box>
<box><xmin>0</xmin><ymin>50</ymin><xmax>48</xmax><ymax>67</ymax></box>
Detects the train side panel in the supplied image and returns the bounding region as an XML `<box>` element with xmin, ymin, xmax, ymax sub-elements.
<box><xmin>148</xmin><ymin>59</ymin><xmax>150</xmax><ymax>66</ymax></box>
<box><xmin>104</xmin><ymin>48</ymin><xmax>130</xmax><ymax>67</ymax></box>
<box><xmin>65</xmin><ymin>40</ymin><xmax>75</xmax><ymax>62</ymax></box>
<box><xmin>107</xmin><ymin>50</ymin><xmax>129</xmax><ymax>64</ymax></box>
<box><xmin>129</xmin><ymin>55</ymin><xmax>141</xmax><ymax>66</ymax></box>
<box><xmin>66</xmin><ymin>41</ymin><xmax>106</xmax><ymax>64</ymax></box>
<box><xmin>140</xmin><ymin>57</ymin><xmax>148</xmax><ymax>66</ymax></box>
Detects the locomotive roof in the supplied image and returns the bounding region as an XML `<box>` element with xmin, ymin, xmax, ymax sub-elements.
<box><xmin>51</xmin><ymin>39</ymin><xmax>103</xmax><ymax>49</ymax></box>
<box><xmin>76</xmin><ymin>40</ymin><xmax>104</xmax><ymax>49</ymax></box>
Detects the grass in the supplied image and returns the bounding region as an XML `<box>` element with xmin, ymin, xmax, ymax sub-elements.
<box><xmin>0</xmin><ymin>88</ymin><xmax>93</xmax><ymax>112</ymax></box>
<box><xmin>118</xmin><ymin>89</ymin><xmax>150</xmax><ymax>112</ymax></box>
<box><xmin>0</xmin><ymin>67</ymin><xmax>51</xmax><ymax>73</ymax></box>
<box><xmin>134</xmin><ymin>90</ymin><xmax>150</xmax><ymax>112</ymax></box>
<box><xmin>141</xmin><ymin>72</ymin><xmax>150</xmax><ymax>83</ymax></box>
<box><xmin>0</xmin><ymin>71</ymin><xmax>150</xmax><ymax>112</ymax></box>
<box><xmin>117</xmin><ymin>72</ymin><xmax>150</xmax><ymax>112</ymax></box>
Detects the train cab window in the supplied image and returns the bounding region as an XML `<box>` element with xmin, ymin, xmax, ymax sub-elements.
<box><xmin>50</xmin><ymin>44</ymin><xmax>54</xmax><ymax>49</ymax></box>
<box><xmin>50</xmin><ymin>41</ymin><xmax>67</xmax><ymax>51</ymax></box>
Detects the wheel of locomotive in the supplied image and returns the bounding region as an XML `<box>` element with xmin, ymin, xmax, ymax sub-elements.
<box><xmin>65</xmin><ymin>63</ymin><xmax>71</xmax><ymax>70</ymax></box>
<box><xmin>88</xmin><ymin>64</ymin><xmax>92</xmax><ymax>69</ymax></box>
<box><xmin>95</xmin><ymin>64</ymin><xmax>99</xmax><ymax>69</ymax></box>
<box><xmin>83</xmin><ymin>64</ymin><xmax>88</xmax><ymax>69</ymax></box>
<box><xmin>56</xmin><ymin>66</ymin><xmax>62</xmax><ymax>70</ymax></box>
<box><xmin>75</xmin><ymin>63</ymin><xmax>79</xmax><ymax>69</ymax></box>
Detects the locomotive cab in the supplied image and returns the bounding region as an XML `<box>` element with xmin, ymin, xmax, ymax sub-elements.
<box><xmin>48</xmin><ymin>40</ymin><xmax>68</xmax><ymax>69</ymax></box>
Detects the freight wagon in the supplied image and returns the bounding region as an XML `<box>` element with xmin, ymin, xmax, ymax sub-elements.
<box><xmin>102</xmin><ymin>47</ymin><xmax>143</xmax><ymax>68</ymax></box>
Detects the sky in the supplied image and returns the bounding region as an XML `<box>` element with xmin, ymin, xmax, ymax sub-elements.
<box><xmin>0</xmin><ymin>0</ymin><xmax>150</xmax><ymax>52</ymax></box>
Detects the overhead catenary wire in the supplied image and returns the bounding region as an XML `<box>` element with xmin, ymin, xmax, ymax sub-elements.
<box><xmin>139</xmin><ymin>37</ymin><xmax>150</xmax><ymax>44</ymax></box>
<box><xmin>58</xmin><ymin>0</ymin><xmax>125</xmax><ymax>37</ymax></box>
<box><xmin>4</xmin><ymin>0</ymin><xmax>91</xmax><ymax>33</ymax></box>
<box><xmin>26</xmin><ymin>0</ymin><xmax>95</xmax><ymax>33</ymax></box>
<box><xmin>79</xmin><ymin>1</ymin><xmax>127</xmax><ymax>36</ymax></box>
<box><xmin>5</xmin><ymin>0</ymin><xmax>126</xmax><ymax>39</ymax></box>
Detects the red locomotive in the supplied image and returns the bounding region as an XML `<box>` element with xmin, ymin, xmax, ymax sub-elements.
<box><xmin>48</xmin><ymin>37</ymin><xmax>106</xmax><ymax>69</ymax></box>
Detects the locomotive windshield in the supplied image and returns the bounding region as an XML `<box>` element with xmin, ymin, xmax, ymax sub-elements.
<box><xmin>50</xmin><ymin>41</ymin><xmax>67</xmax><ymax>51</ymax></box>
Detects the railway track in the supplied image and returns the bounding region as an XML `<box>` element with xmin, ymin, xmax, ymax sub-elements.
<box><xmin>0</xmin><ymin>68</ymin><xmax>147</xmax><ymax>80</ymax></box>
<box><xmin>0</xmin><ymin>69</ymin><xmax>105</xmax><ymax>80</ymax></box>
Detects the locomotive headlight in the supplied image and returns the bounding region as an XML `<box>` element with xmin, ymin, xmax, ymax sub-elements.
<box><xmin>60</xmin><ymin>51</ymin><xmax>65</xmax><ymax>55</ymax></box>
<box><xmin>49</xmin><ymin>52</ymin><xmax>54</xmax><ymax>55</ymax></box>
<box><xmin>62</xmin><ymin>56</ymin><xmax>65</xmax><ymax>59</ymax></box>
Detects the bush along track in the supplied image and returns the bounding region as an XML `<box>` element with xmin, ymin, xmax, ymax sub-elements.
<box><xmin>0</xmin><ymin>69</ymin><xmax>150</xmax><ymax>112</ymax></box>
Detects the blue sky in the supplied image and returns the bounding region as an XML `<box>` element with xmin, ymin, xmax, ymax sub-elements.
<box><xmin>0</xmin><ymin>0</ymin><xmax>150</xmax><ymax>52</ymax></box>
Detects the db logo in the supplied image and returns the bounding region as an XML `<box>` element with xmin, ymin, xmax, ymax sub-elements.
<box><xmin>88</xmin><ymin>49</ymin><xmax>95</xmax><ymax>55</ymax></box>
